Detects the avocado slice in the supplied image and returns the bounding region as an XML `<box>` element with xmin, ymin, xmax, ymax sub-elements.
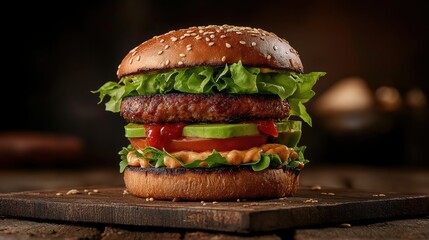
<box><xmin>271</xmin><ymin>120</ymin><xmax>302</xmax><ymax>147</ymax></box>
<box><xmin>182</xmin><ymin>123</ymin><xmax>259</xmax><ymax>139</ymax></box>
<box><xmin>125</xmin><ymin>123</ymin><xmax>146</xmax><ymax>138</ymax></box>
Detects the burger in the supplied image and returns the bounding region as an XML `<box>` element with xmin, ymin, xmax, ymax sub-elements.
<box><xmin>92</xmin><ymin>25</ymin><xmax>325</xmax><ymax>201</ymax></box>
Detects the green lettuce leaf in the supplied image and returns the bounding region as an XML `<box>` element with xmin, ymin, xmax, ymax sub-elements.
<box><xmin>92</xmin><ymin>62</ymin><xmax>325</xmax><ymax>125</ymax></box>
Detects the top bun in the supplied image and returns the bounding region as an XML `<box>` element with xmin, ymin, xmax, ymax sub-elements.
<box><xmin>117</xmin><ymin>25</ymin><xmax>303</xmax><ymax>78</ymax></box>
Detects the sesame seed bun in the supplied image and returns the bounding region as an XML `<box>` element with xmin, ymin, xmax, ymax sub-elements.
<box><xmin>124</xmin><ymin>166</ymin><xmax>300</xmax><ymax>201</ymax></box>
<box><xmin>117</xmin><ymin>24</ymin><xmax>303</xmax><ymax>78</ymax></box>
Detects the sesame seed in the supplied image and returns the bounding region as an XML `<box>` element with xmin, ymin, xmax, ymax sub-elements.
<box><xmin>129</xmin><ymin>58</ymin><xmax>133</xmax><ymax>64</ymax></box>
<box><xmin>158</xmin><ymin>50</ymin><xmax>163</xmax><ymax>55</ymax></box>
<box><xmin>165</xmin><ymin>59</ymin><xmax>170</xmax><ymax>65</ymax></box>
<box><xmin>186</xmin><ymin>47</ymin><xmax>192</xmax><ymax>51</ymax></box>
<box><xmin>210</xmin><ymin>34</ymin><xmax>215</xmax><ymax>39</ymax></box>
<box><xmin>186</xmin><ymin>30</ymin><xmax>194</xmax><ymax>33</ymax></box>
<box><xmin>171</xmin><ymin>37</ymin><xmax>177</xmax><ymax>42</ymax></box>
<box><xmin>205</xmin><ymin>37</ymin><xmax>210</xmax><ymax>42</ymax></box>
<box><xmin>236</xmin><ymin>31</ymin><xmax>242</xmax><ymax>35</ymax></box>
<box><xmin>179</xmin><ymin>53</ymin><xmax>186</xmax><ymax>57</ymax></box>
<box><xmin>164</xmin><ymin>45</ymin><xmax>170</xmax><ymax>49</ymax></box>
<box><xmin>239</xmin><ymin>41</ymin><xmax>246</xmax><ymax>45</ymax></box>
<box><xmin>180</xmin><ymin>35</ymin><xmax>186</xmax><ymax>40</ymax></box>
<box><xmin>220</xmin><ymin>35</ymin><xmax>226</xmax><ymax>38</ymax></box>
<box><xmin>195</xmin><ymin>35</ymin><xmax>202</xmax><ymax>40</ymax></box>
<box><xmin>178</xmin><ymin>61</ymin><xmax>184</xmax><ymax>65</ymax></box>
<box><xmin>260</xmin><ymin>36</ymin><xmax>265</xmax><ymax>40</ymax></box>
<box><xmin>199</xmin><ymin>29</ymin><xmax>204</xmax><ymax>33</ymax></box>
<box><xmin>131</xmin><ymin>51</ymin><xmax>137</xmax><ymax>56</ymax></box>
<box><xmin>208</xmin><ymin>42</ymin><xmax>215</xmax><ymax>46</ymax></box>
<box><xmin>186</xmin><ymin>44</ymin><xmax>192</xmax><ymax>47</ymax></box>
<box><xmin>184</xmin><ymin>33</ymin><xmax>190</xmax><ymax>37</ymax></box>
<box><xmin>160</xmin><ymin>39</ymin><xmax>165</xmax><ymax>43</ymax></box>
<box><xmin>221</xmin><ymin>56</ymin><xmax>226</xmax><ymax>62</ymax></box>
<box><xmin>267</xmin><ymin>55</ymin><xmax>272</xmax><ymax>60</ymax></box>
<box><xmin>273</xmin><ymin>45</ymin><xmax>278</xmax><ymax>51</ymax></box>
<box><xmin>190</xmin><ymin>33</ymin><xmax>197</xmax><ymax>36</ymax></box>
<box><xmin>117</xmin><ymin>64</ymin><xmax>121</xmax><ymax>69</ymax></box>
<box><xmin>251</xmin><ymin>42</ymin><xmax>256</xmax><ymax>46</ymax></box>
<box><xmin>225</xmin><ymin>43</ymin><xmax>231</xmax><ymax>48</ymax></box>
<box><xmin>136</xmin><ymin>56</ymin><xmax>141</xmax><ymax>61</ymax></box>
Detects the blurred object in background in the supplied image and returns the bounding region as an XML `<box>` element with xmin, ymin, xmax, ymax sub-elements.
<box><xmin>375</xmin><ymin>86</ymin><xmax>402</xmax><ymax>112</ymax></box>
<box><xmin>0</xmin><ymin>132</ymin><xmax>83</xmax><ymax>169</ymax></box>
<box><xmin>309</xmin><ymin>75</ymin><xmax>428</xmax><ymax>166</ymax></box>
<box><xmin>313</xmin><ymin>77</ymin><xmax>376</xmax><ymax>134</ymax></box>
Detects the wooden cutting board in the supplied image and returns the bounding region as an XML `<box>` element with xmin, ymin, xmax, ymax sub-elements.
<box><xmin>1</xmin><ymin>186</ymin><xmax>428</xmax><ymax>233</ymax></box>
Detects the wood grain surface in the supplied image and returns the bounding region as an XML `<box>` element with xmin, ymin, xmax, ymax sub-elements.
<box><xmin>1</xmin><ymin>186</ymin><xmax>428</xmax><ymax>233</ymax></box>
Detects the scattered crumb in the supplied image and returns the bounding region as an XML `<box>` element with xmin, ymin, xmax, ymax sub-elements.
<box><xmin>304</xmin><ymin>198</ymin><xmax>318</xmax><ymax>203</ymax></box>
<box><xmin>339</xmin><ymin>223</ymin><xmax>351</xmax><ymax>228</ymax></box>
<box><xmin>149</xmin><ymin>197</ymin><xmax>154</xmax><ymax>201</ymax></box>
<box><xmin>311</xmin><ymin>185</ymin><xmax>322</xmax><ymax>190</ymax></box>
<box><xmin>55</xmin><ymin>192</ymin><xmax>63</xmax><ymax>196</ymax></box>
<box><xmin>212</xmin><ymin>201</ymin><xmax>218</xmax><ymax>204</ymax></box>
<box><xmin>123</xmin><ymin>190</ymin><xmax>129</xmax><ymax>195</ymax></box>
<box><xmin>202</xmin><ymin>203</ymin><xmax>207</xmax><ymax>206</ymax></box>
<box><xmin>83</xmin><ymin>189</ymin><xmax>89</xmax><ymax>193</ymax></box>
<box><xmin>93</xmin><ymin>189</ymin><xmax>99</xmax><ymax>193</ymax></box>
<box><xmin>373</xmin><ymin>194</ymin><xmax>387</xmax><ymax>197</ymax></box>
<box><xmin>66</xmin><ymin>189</ymin><xmax>79</xmax><ymax>195</ymax></box>
<box><xmin>88</xmin><ymin>192</ymin><xmax>93</xmax><ymax>195</ymax></box>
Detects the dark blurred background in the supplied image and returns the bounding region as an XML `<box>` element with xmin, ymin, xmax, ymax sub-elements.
<box><xmin>1</xmin><ymin>0</ymin><xmax>428</xmax><ymax>174</ymax></box>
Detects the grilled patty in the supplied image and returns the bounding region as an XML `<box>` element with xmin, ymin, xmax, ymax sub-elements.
<box><xmin>120</xmin><ymin>93</ymin><xmax>290</xmax><ymax>123</ymax></box>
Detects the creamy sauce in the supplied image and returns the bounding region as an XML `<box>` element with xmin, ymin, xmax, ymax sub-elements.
<box><xmin>127</xmin><ymin>143</ymin><xmax>297</xmax><ymax>169</ymax></box>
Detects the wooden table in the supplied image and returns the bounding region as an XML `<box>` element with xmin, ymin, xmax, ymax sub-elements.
<box><xmin>1</xmin><ymin>165</ymin><xmax>428</xmax><ymax>239</ymax></box>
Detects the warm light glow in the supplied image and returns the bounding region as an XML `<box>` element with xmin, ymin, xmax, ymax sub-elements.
<box><xmin>406</xmin><ymin>88</ymin><xmax>426</xmax><ymax>109</ymax></box>
<box><xmin>314</xmin><ymin>77</ymin><xmax>373</xmax><ymax>115</ymax></box>
<box><xmin>375</xmin><ymin>86</ymin><xmax>402</xmax><ymax>112</ymax></box>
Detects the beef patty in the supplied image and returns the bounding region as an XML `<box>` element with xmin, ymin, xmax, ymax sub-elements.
<box><xmin>120</xmin><ymin>93</ymin><xmax>290</xmax><ymax>123</ymax></box>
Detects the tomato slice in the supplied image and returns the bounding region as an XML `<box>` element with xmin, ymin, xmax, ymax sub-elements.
<box><xmin>129</xmin><ymin>134</ymin><xmax>268</xmax><ymax>152</ymax></box>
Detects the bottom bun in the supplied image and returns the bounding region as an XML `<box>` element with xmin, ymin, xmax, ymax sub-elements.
<box><xmin>124</xmin><ymin>166</ymin><xmax>300</xmax><ymax>201</ymax></box>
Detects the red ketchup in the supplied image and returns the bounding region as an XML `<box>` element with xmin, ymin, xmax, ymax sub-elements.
<box><xmin>144</xmin><ymin>123</ymin><xmax>187</xmax><ymax>149</ymax></box>
<box><xmin>247</xmin><ymin>120</ymin><xmax>278</xmax><ymax>137</ymax></box>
